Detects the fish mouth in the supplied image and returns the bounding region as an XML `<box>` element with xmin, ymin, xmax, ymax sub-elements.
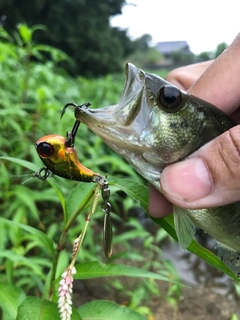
<box><xmin>74</xmin><ymin>63</ymin><xmax>167</xmax><ymax>150</ymax></box>
<box><xmin>74</xmin><ymin>63</ymin><xmax>169</xmax><ymax>188</ymax></box>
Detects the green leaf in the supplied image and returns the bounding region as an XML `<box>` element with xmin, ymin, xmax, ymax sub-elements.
<box><xmin>74</xmin><ymin>261</ymin><xmax>171</xmax><ymax>282</ymax></box>
<box><xmin>0</xmin><ymin>26</ymin><xmax>11</xmax><ymax>41</ymax></box>
<box><xmin>111</xmin><ymin>178</ymin><xmax>240</xmax><ymax>281</ymax></box>
<box><xmin>1</xmin><ymin>218</ymin><xmax>55</xmax><ymax>257</ymax></box>
<box><xmin>11</xmin><ymin>185</ymin><xmax>40</xmax><ymax>221</ymax></box>
<box><xmin>110</xmin><ymin>179</ymin><xmax>148</xmax><ymax>209</ymax></box>
<box><xmin>0</xmin><ymin>282</ymin><xmax>26</xmax><ymax>320</ymax></box>
<box><xmin>18</xmin><ymin>24</ymin><xmax>32</xmax><ymax>43</ymax></box>
<box><xmin>46</xmin><ymin>179</ymin><xmax>66</xmax><ymax>217</ymax></box>
<box><xmin>0</xmin><ymin>156</ymin><xmax>39</xmax><ymax>172</ymax></box>
<box><xmin>0</xmin><ymin>156</ymin><xmax>66</xmax><ymax>216</ymax></box>
<box><xmin>78</xmin><ymin>300</ymin><xmax>147</xmax><ymax>320</ymax></box>
<box><xmin>0</xmin><ymin>250</ymin><xmax>50</xmax><ymax>275</ymax></box>
<box><xmin>16</xmin><ymin>296</ymin><xmax>82</xmax><ymax>320</ymax></box>
<box><xmin>65</xmin><ymin>183</ymin><xmax>95</xmax><ymax>221</ymax></box>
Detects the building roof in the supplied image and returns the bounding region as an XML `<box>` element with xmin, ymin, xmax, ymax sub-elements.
<box><xmin>156</xmin><ymin>41</ymin><xmax>191</xmax><ymax>55</ymax></box>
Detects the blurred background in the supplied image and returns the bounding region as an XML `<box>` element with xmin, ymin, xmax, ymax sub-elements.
<box><xmin>0</xmin><ymin>1</ymin><xmax>240</xmax><ymax>319</ymax></box>
<box><xmin>1</xmin><ymin>0</ymin><xmax>238</xmax><ymax>77</ymax></box>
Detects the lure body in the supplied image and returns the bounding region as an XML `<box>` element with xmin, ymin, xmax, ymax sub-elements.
<box><xmin>35</xmin><ymin>132</ymin><xmax>112</xmax><ymax>258</ymax></box>
<box><xmin>36</xmin><ymin>134</ymin><xmax>99</xmax><ymax>182</ymax></box>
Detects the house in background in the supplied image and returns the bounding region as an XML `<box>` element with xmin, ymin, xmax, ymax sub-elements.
<box><xmin>155</xmin><ymin>41</ymin><xmax>193</xmax><ymax>67</ymax></box>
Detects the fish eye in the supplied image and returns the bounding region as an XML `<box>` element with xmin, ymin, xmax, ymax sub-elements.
<box><xmin>157</xmin><ymin>85</ymin><xmax>182</xmax><ymax>112</ymax></box>
<box><xmin>36</xmin><ymin>142</ymin><xmax>54</xmax><ymax>158</ymax></box>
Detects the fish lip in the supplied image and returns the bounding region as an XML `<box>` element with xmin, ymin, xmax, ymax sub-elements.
<box><xmin>74</xmin><ymin>63</ymin><xmax>149</xmax><ymax>127</ymax></box>
<box><xmin>74</xmin><ymin>103</ymin><xmax>118</xmax><ymax>126</ymax></box>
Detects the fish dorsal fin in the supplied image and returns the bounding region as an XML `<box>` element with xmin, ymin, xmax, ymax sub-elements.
<box><xmin>173</xmin><ymin>205</ymin><xmax>196</xmax><ymax>249</ymax></box>
<box><xmin>217</xmin><ymin>243</ymin><xmax>240</xmax><ymax>277</ymax></box>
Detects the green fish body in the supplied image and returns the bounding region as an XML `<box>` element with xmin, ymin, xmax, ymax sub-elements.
<box><xmin>73</xmin><ymin>63</ymin><xmax>240</xmax><ymax>276</ymax></box>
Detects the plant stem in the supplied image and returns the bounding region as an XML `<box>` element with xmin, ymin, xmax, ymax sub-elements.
<box><xmin>47</xmin><ymin>186</ymin><xmax>96</xmax><ymax>299</ymax></box>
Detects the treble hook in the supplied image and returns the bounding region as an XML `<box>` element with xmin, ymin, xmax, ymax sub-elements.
<box><xmin>61</xmin><ymin>102</ymin><xmax>91</xmax><ymax>148</ymax></box>
<box><xmin>60</xmin><ymin>102</ymin><xmax>91</xmax><ymax>119</ymax></box>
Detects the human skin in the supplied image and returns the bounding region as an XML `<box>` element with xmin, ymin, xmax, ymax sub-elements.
<box><xmin>148</xmin><ymin>33</ymin><xmax>240</xmax><ymax>217</ymax></box>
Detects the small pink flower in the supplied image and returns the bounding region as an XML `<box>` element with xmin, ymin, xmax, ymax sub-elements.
<box><xmin>58</xmin><ymin>266</ymin><xmax>76</xmax><ymax>320</ymax></box>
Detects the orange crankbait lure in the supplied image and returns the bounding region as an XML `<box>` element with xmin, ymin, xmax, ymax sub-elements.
<box><xmin>36</xmin><ymin>103</ymin><xmax>98</xmax><ymax>182</ymax></box>
<box><xmin>34</xmin><ymin>103</ymin><xmax>112</xmax><ymax>258</ymax></box>
<box><xmin>36</xmin><ymin>134</ymin><xmax>99</xmax><ymax>182</ymax></box>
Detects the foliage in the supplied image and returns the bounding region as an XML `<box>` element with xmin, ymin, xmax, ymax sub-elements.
<box><xmin>170</xmin><ymin>49</ymin><xmax>194</xmax><ymax>65</ymax></box>
<box><xmin>196</xmin><ymin>51</ymin><xmax>212</xmax><ymax>62</ymax></box>
<box><xmin>125</xmin><ymin>34</ymin><xmax>163</xmax><ymax>69</ymax></box>
<box><xmin>0</xmin><ymin>0</ymin><xmax>135</xmax><ymax>76</ymax></box>
<box><xmin>127</xmin><ymin>47</ymin><xmax>163</xmax><ymax>69</ymax></box>
<box><xmin>196</xmin><ymin>42</ymin><xmax>227</xmax><ymax>62</ymax></box>
<box><xmin>0</xmin><ymin>24</ymin><xmax>238</xmax><ymax>320</ymax></box>
<box><xmin>214</xmin><ymin>42</ymin><xmax>228</xmax><ymax>58</ymax></box>
<box><xmin>0</xmin><ymin>24</ymin><xmax>180</xmax><ymax>319</ymax></box>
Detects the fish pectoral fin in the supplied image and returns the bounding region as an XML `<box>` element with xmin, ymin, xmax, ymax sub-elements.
<box><xmin>143</xmin><ymin>152</ymin><xmax>165</xmax><ymax>166</ymax></box>
<box><xmin>173</xmin><ymin>205</ymin><xmax>196</xmax><ymax>250</ymax></box>
<box><xmin>217</xmin><ymin>243</ymin><xmax>240</xmax><ymax>277</ymax></box>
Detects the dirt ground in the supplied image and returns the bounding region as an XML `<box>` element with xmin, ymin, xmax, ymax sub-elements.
<box><xmin>151</xmin><ymin>284</ymin><xmax>239</xmax><ymax>320</ymax></box>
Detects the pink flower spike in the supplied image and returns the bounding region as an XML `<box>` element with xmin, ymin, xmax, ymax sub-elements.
<box><xmin>65</xmin><ymin>275</ymin><xmax>72</xmax><ymax>285</ymax></box>
<box><xmin>58</xmin><ymin>267</ymin><xmax>74</xmax><ymax>320</ymax></box>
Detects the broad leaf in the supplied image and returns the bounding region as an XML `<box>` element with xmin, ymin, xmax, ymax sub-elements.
<box><xmin>16</xmin><ymin>296</ymin><xmax>82</xmax><ymax>320</ymax></box>
<box><xmin>0</xmin><ymin>156</ymin><xmax>39</xmax><ymax>172</ymax></box>
<box><xmin>65</xmin><ymin>183</ymin><xmax>96</xmax><ymax>222</ymax></box>
<box><xmin>0</xmin><ymin>282</ymin><xmax>26</xmax><ymax>320</ymax></box>
<box><xmin>75</xmin><ymin>261</ymin><xmax>171</xmax><ymax>282</ymax></box>
<box><xmin>78</xmin><ymin>300</ymin><xmax>147</xmax><ymax>320</ymax></box>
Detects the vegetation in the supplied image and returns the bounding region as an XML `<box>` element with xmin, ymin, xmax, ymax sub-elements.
<box><xmin>196</xmin><ymin>42</ymin><xmax>228</xmax><ymax>62</ymax></box>
<box><xmin>0</xmin><ymin>23</ymin><xmax>238</xmax><ymax>319</ymax></box>
<box><xmin>126</xmin><ymin>34</ymin><xmax>163</xmax><ymax>68</ymax></box>
<box><xmin>0</xmin><ymin>0</ymin><xmax>144</xmax><ymax>77</ymax></box>
<box><xmin>0</xmin><ymin>24</ymin><xmax>182</xmax><ymax>320</ymax></box>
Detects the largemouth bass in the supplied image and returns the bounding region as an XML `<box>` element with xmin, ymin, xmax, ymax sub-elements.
<box><xmin>72</xmin><ymin>63</ymin><xmax>240</xmax><ymax>276</ymax></box>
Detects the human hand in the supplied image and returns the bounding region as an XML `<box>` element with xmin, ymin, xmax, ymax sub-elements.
<box><xmin>148</xmin><ymin>33</ymin><xmax>240</xmax><ymax>217</ymax></box>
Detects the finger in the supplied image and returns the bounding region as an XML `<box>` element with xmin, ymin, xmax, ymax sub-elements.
<box><xmin>160</xmin><ymin>125</ymin><xmax>240</xmax><ymax>209</ymax></box>
<box><xmin>189</xmin><ymin>33</ymin><xmax>240</xmax><ymax>114</ymax></box>
<box><xmin>166</xmin><ymin>60</ymin><xmax>213</xmax><ymax>90</ymax></box>
<box><xmin>148</xmin><ymin>184</ymin><xmax>173</xmax><ymax>217</ymax></box>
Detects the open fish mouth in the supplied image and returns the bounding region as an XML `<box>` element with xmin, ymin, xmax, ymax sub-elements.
<box><xmin>73</xmin><ymin>63</ymin><xmax>168</xmax><ymax>152</ymax></box>
<box><xmin>73</xmin><ymin>63</ymin><xmax>171</xmax><ymax>187</ymax></box>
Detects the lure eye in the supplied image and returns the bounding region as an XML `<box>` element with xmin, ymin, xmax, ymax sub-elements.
<box><xmin>36</xmin><ymin>142</ymin><xmax>54</xmax><ymax>158</ymax></box>
<box><xmin>157</xmin><ymin>85</ymin><xmax>182</xmax><ymax>112</ymax></box>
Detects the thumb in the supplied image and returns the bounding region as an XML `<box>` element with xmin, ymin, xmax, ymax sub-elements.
<box><xmin>160</xmin><ymin>125</ymin><xmax>240</xmax><ymax>209</ymax></box>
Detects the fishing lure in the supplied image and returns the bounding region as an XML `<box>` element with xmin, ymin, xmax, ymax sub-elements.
<box><xmin>35</xmin><ymin>103</ymin><xmax>112</xmax><ymax>258</ymax></box>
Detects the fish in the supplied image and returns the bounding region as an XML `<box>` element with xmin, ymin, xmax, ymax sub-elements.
<box><xmin>71</xmin><ymin>63</ymin><xmax>240</xmax><ymax>276</ymax></box>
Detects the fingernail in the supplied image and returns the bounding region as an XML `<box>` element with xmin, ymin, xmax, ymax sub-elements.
<box><xmin>161</xmin><ymin>158</ymin><xmax>212</xmax><ymax>202</ymax></box>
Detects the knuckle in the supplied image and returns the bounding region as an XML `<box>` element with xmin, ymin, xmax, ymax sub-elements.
<box><xmin>215</xmin><ymin>126</ymin><xmax>240</xmax><ymax>179</ymax></box>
